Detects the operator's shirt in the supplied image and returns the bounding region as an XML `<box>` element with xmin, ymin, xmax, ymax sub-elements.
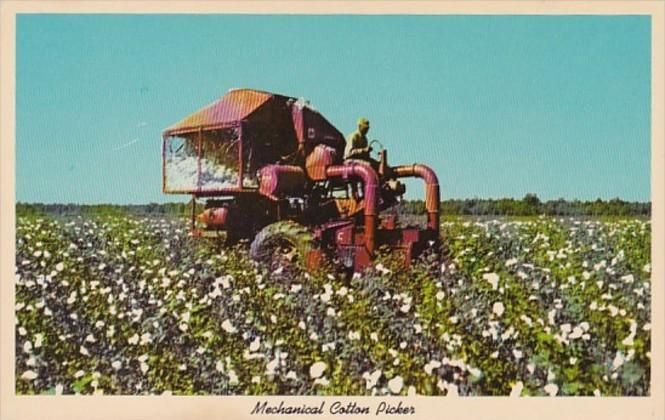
<box><xmin>345</xmin><ymin>130</ymin><xmax>370</xmax><ymax>160</ymax></box>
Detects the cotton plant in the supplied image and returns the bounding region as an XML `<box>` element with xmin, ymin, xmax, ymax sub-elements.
<box><xmin>15</xmin><ymin>213</ymin><xmax>650</xmax><ymax>396</ymax></box>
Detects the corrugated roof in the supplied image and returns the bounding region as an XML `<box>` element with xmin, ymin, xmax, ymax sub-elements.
<box><xmin>163</xmin><ymin>89</ymin><xmax>274</xmax><ymax>136</ymax></box>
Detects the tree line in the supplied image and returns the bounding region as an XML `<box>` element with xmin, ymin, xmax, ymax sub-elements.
<box><xmin>17</xmin><ymin>194</ymin><xmax>650</xmax><ymax>218</ymax></box>
<box><xmin>402</xmin><ymin>194</ymin><xmax>650</xmax><ymax>217</ymax></box>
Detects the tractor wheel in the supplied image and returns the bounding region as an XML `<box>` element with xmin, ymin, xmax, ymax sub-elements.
<box><xmin>249</xmin><ymin>221</ymin><xmax>315</xmax><ymax>272</ymax></box>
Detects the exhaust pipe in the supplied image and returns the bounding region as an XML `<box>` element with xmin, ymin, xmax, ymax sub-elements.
<box><xmin>325</xmin><ymin>162</ymin><xmax>379</xmax><ymax>254</ymax></box>
<box><xmin>392</xmin><ymin>164</ymin><xmax>440</xmax><ymax>233</ymax></box>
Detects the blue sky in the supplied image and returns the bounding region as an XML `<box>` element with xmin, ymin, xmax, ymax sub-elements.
<box><xmin>17</xmin><ymin>14</ymin><xmax>651</xmax><ymax>204</ymax></box>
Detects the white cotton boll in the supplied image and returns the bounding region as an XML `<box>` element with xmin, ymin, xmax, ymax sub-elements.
<box><xmin>510</xmin><ymin>381</ymin><xmax>524</xmax><ymax>397</ymax></box>
<box><xmin>79</xmin><ymin>346</ymin><xmax>90</xmax><ymax>356</ymax></box>
<box><xmin>265</xmin><ymin>357</ymin><xmax>279</xmax><ymax>376</ymax></box>
<box><xmin>544</xmin><ymin>383</ymin><xmax>558</xmax><ymax>396</ymax></box>
<box><xmin>612</xmin><ymin>352</ymin><xmax>625</xmax><ymax>371</ymax></box>
<box><xmin>23</xmin><ymin>341</ymin><xmax>32</xmax><ymax>354</ymax></box>
<box><xmin>492</xmin><ymin>302</ymin><xmax>505</xmax><ymax>317</ymax></box>
<box><xmin>436</xmin><ymin>291</ymin><xmax>445</xmax><ymax>301</ymax></box>
<box><xmin>468</xmin><ymin>367</ymin><xmax>482</xmax><ymax>378</ymax></box>
<box><xmin>621</xmin><ymin>274</ymin><xmax>634</xmax><ymax>284</ymax></box>
<box><xmin>626</xmin><ymin>349</ymin><xmax>635</xmax><ymax>361</ymax></box>
<box><xmin>21</xmin><ymin>370</ymin><xmax>38</xmax><ymax>381</ymax></box>
<box><xmin>424</xmin><ymin>360</ymin><xmax>441</xmax><ymax>375</ymax></box>
<box><xmin>181</xmin><ymin>312</ymin><xmax>191</xmax><ymax>323</ymax></box>
<box><xmin>513</xmin><ymin>349</ymin><xmax>523</xmax><ymax>360</ymax></box>
<box><xmin>527</xmin><ymin>363</ymin><xmax>535</xmax><ymax>374</ymax></box>
<box><xmin>363</xmin><ymin>369</ymin><xmax>382</xmax><ymax>389</ymax></box>
<box><xmin>483</xmin><ymin>273</ymin><xmax>499</xmax><ymax>290</ymax></box>
<box><xmin>313</xmin><ymin>377</ymin><xmax>329</xmax><ymax>386</ymax></box>
<box><xmin>140</xmin><ymin>333</ymin><xmax>152</xmax><ymax>345</ymax></box>
<box><xmin>228</xmin><ymin>369</ymin><xmax>239</xmax><ymax>385</ymax></box>
<box><xmin>34</xmin><ymin>334</ymin><xmax>44</xmax><ymax>349</ymax></box>
<box><xmin>594</xmin><ymin>389</ymin><xmax>601</xmax><ymax>397</ymax></box>
<box><xmin>501</xmin><ymin>327</ymin><xmax>515</xmax><ymax>341</ymax></box>
<box><xmin>621</xmin><ymin>320</ymin><xmax>637</xmax><ymax>346</ymax></box>
<box><xmin>309</xmin><ymin>361</ymin><xmax>327</xmax><ymax>379</ymax></box>
<box><xmin>446</xmin><ymin>383</ymin><xmax>459</xmax><ymax>396</ymax></box>
<box><xmin>128</xmin><ymin>334</ymin><xmax>139</xmax><ymax>345</ymax></box>
<box><xmin>548</xmin><ymin>309</ymin><xmax>557</xmax><ymax>325</ymax></box>
<box><xmin>112</xmin><ymin>361</ymin><xmax>122</xmax><ymax>370</ymax></box>
<box><xmin>221</xmin><ymin>320</ymin><xmax>236</xmax><ymax>333</ymax></box>
<box><xmin>249</xmin><ymin>337</ymin><xmax>261</xmax><ymax>352</ymax></box>
<box><xmin>66</xmin><ymin>292</ymin><xmax>77</xmax><ymax>305</ymax></box>
<box><xmin>520</xmin><ymin>315</ymin><xmax>533</xmax><ymax>327</ymax></box>
<box><xmin>547</xmin><ymin>369</ymin><xmax>556</xmax><ymax>381</ymax></box>
<box><xmin>569</xmin><ymin>327</ymin><xmax>583</xmax><ymax>339</ymax></box>
<box><xmin>348</xmin><ymin>331</ymin><xmax>361</xmax><ymax>341</ymax></box>
<box><xmin>388</xmin><ymin>376</ymin><xmax>404</xmax><ymax>394</ymax></box>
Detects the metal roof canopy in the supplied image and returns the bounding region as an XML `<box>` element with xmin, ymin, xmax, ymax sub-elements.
<box><xmin>162</xmin><ymin>89</ymin><xmax>280</xmax><ymax>136</ymax></box>
<box><xmin>162</xmin><ymin>87</ymin><xmax>347</xmax><ymax>163</ymax></box>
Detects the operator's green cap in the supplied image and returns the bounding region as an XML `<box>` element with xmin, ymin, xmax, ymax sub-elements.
<box><xmin>357</xmin><ymin>117</ymin><xmax>370</xmax><ymax>127</ymax></box>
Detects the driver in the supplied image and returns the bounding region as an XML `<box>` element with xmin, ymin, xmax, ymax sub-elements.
<box><xmin>345</xmin><ymin>118</ymin><xmax>379</xmax><ymax>171</ymax></box>
<box><xmin>345</xmin><ymin>118</ymin><xmax>372</xmax><ymax>160</ymax></box>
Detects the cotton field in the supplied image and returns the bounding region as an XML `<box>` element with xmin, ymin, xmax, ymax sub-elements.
<box><xmin>14</xmin><ymin>214</ymin><xmax>651</xmax><ymax>396</ymax></box>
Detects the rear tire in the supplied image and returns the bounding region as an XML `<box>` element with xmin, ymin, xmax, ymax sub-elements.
<box><xmin>249</xmin><ymin>221</ymin><xmax>315</xmax><ymax>272</ymax></box>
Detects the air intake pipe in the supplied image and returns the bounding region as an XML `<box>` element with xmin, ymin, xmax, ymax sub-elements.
<box><xmin>325</xmin><ymin>162</ymin><xmax>379</xmax><ymax>255</ymax></box>
<box><xmin>392</xmin><ymin>164</ymin><xmax>440</xmax><ymax>233</ymax></box>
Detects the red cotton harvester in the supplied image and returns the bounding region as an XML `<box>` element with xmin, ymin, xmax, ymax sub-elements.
<box><xmin>162</xmin><ymin>88</ymin><xmax>440</xmax><ymax>271</ymax></box>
